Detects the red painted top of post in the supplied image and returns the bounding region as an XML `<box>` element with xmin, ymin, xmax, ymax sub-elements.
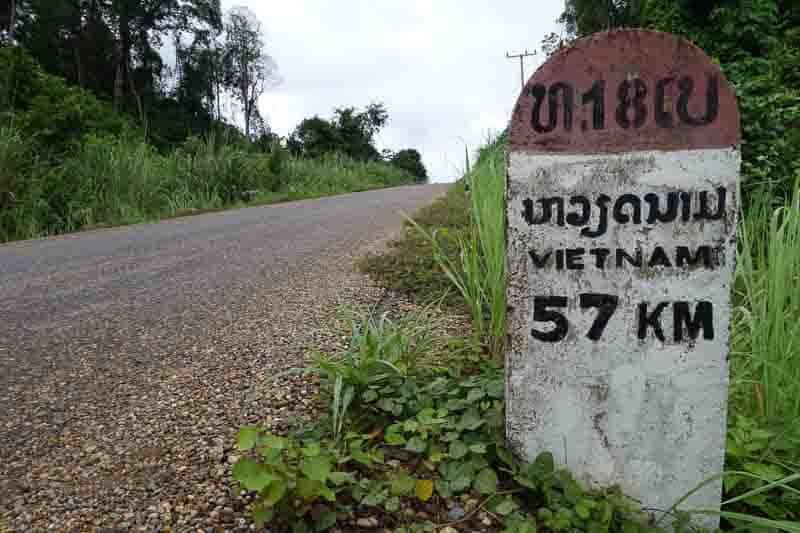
<box><xmin>509</xmin><ymin>30</ymin><xmax>740</xmax><ymax>154</ymax></box>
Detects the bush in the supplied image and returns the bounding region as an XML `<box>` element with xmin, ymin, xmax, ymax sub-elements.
<box><xmin>0</xmin><ymin>125</ymin><xmax>43</xmax><ymax>241</ymax></box>
<box><xmin>0</xmin><ymin>47</ymin><xmax>132</xmax><ymax>154</ymax></box>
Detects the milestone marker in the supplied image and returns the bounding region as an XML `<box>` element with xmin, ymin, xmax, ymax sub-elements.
<box><xmin>505</xmin><ymin>30</ymin><xmax>740</xmax><ymax>525</ymax></box>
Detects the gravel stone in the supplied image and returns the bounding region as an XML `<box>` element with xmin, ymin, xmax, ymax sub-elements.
<box><xmin>0</xmin><ymin>186</ymin><xmax>446</xmax><ymax>532</ymax></box>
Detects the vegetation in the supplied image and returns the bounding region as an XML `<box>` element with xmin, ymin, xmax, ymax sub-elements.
<box><xmin>390</xmin><ymin>149</ymin><xmax>428</xmax><ymax>183</ymax></box>
<box><xmin>0</xmin><ymin>0</ymin><xmax>428</xmax><ymax>242</ymax></box>
<box><xmin>235</xmin><ymin>308</ymin><xmax>682</xmax><ymax>532</ymax></box>
<box><xmin>553</xmin><ymin>0</ymin><xmax>800</xmax><ymax>207</ymax></box>
<box><xmin>0</xmin><ymin>123</ymin><xmax>418</xmax><ymax>242</ymax></box>
<box><xmin>358</xmin><ymin>185</ymin><xmax>470</xmax><ymax>309</ymax></box>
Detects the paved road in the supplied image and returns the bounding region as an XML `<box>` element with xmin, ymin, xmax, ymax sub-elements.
<box><xmin>0</xmin><ymin>184</ymin><xmax>446</xmax><ymax>531</ymax></box>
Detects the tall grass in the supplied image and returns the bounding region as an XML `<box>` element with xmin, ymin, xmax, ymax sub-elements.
<box><xmin>732</xmin><ymin>179</ymin><xmax>800</xmax><ymax>422</ymax></box>
<box><xmin>0</xmin><ymin>127</ymin><xmax>415</xmax><ymax>243</ymax></box>
<box><xmin>411</xmin><ymin>134</ymin><xmax>507</xmax><ymax>355</ymax></box>
<box><xmin>285</xmin><ymin>153</ymin><xmax>415</xmax><ymax>198</ymax></box>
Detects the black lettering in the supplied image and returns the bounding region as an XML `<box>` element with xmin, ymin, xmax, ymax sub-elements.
<box><xmin>566</xmin><ymin>196</ymin><xmax>591</xmax><ymax>226</ymax></box>
<box><xmin>566</xmin><ymin>248</ymin><xmax>585</xmax><ymax>270</ymax></box>
<box><xmin>675</xmin><ymin>246</ymin><xmax>713</xmax><ymax>268</ymax></box>
<box><xmin>523</xmin><ymin>198</ymin><xmax>534</xmax><ymax>225</ymax></box>
<box><xmin>674</xmin><ymin>301</ymin><xmax>714</xmax><ymax>341</ymax></box>
<box><xmin>613</xmin><ymin>194</ymin><xmax>642</xmax><ymax>224</ymax></box>
<box><xmin>638</xmin><ymin>302</ymin><xmax>669</xmax><ymax>341</ymax></box>
<box><xmin>645</xmin><ymin>192</ymin><xmax>680</xmax><ymax>224</ymax></box>
<box><xmin>677</xmin><ymin>75</ymin><xmax>719</xmax><ymax>127</ymax></box>
<box><xmin>529</xmin><ymin>249</ymin><xmax>553</xmax><ymax>268</ymax></box>
<box><xmin>616</xmin><ymin>79</ymin><xmax>648</xmax><ymax>129</ymax></box>
<box><xmin>555</xmin><ymin>249</ymin><xmax>565</xmax><ymax>270</ymax></box>
<box><xmin>531</xmin><ymin>84</ymin><xmax>554</xmax><ymax>133</ymax></box>
<box><xmin>580</xmin><ymin>293</ymin><xmax>619</xmax><ymax>341</ymax></box>
<box><xmin>532</xmin><ymin>296</ymin><xmax>569</xmax><ymax>342</ymax></box>
<box><xmin>694</xmin><ymin>188</ymin><xmax>727</xmax><ymax>221</ymax></box>
<box><xmin>589</xmin><ymin>248</ymin><xmax>611</xmax><ymax>269</ymax></box>
<box><xmin>582</xmin><ymin>80</ymin><xmax>606</xmax><ymax>130</ymax></box>
<box><xmin>655</xmin><ymin>77</ymin><xmax>675</xmax><ymax>128</ymax></box>
<box><xmin>582</xmin><ymin>194</ymin><xmax>611</xmax><ymax>237</ymax></box>
<box><xmin>680</xmin><ymin>192</ymin><xmax>692</xmax><ymax>222</ymax></box>
<box><xmin>648</xmin><ymin>246</ymin><xmax>673</xmax><ymax>268</ymax></box>
<box><xmin>550</xmin><ymin>82</ymin><xmax>574</xmax><ymax>132</ymax></box>
<box><xmin>540</xmin><ymin>197</ymin><xmax>566</xmax><ymax>225</ymax></box>
<box><xmin>616</xmin><ymin>248</ymin><xmax>642</xmax><ymax>268</ymax></box>
<box><xmin>531</xmin><ymin>83</ymin><xmax>575</xmax><ymax>133</ymax></box>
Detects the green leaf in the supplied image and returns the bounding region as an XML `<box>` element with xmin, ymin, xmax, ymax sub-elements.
<box><xmin>575</xmin><ymin>502</ymin><xmax>591</xmax><ymax>520</ymax></box>
<box><xmin>329</xmin><ymin>471</ymin><xmax>356</xmax><ymax>486</ymax></box>
<box><xmin>469</xmin><ymin>443</ymin><xmax>487</xmax><ymax>454</ymax></box>
<box><xmin>449</xmin><ymin>440</ymin><xmax>468</xmax><ymax>459</ymax></box>
<box><xmin>390</xmin><ymin>473</ymin><xmax>417</xmax><ymax>496</ymax></box>
<box><xmin>362</xmin><ymin>390</ymin><xmax>378</xmax><ymax>403</ymax></box>
<box><xmin>296</xmin><ymin>478</ymin><xmax>318</xmax><ymax>499</ymax></box>
<box><xmin>260</xmin><ymin>433</ymin><xmax>287</xmax><ymax>450</ymax></box>
<box><xmin>466</xmin><ymin>388</ymin><xmax>486</xmax><ymax>403</ymax></box>
<box><xmin>475</xmin><ymin>468</ymin><xmax>498</xmax><ymax>494</ymax></box>
<box><xmin>458</xmin><ymin>408</ymin><xmax>485</xmax><ymax>431</ymax></box>
<box><xmin>531</xmin><ymin>451</ymin><xmax>555</xmax><ymax>478</ymax></box>
<box><xmin>237</xmin><ymin>426</ymin><xmax>259</xmax><ymax>451</ymax></box>
<box><xmin>385</xmin><ymin>496</ymin><xmax>401</xmax><ymax>512</ymax></box>
<box><xmin>744</xmin><ymin>462</ymin><xmax>786</xmax><ymax>481</ymax></box>
<box><xmin>377</xmin><ymin>398</ymin><xmax>395</xmax><ymax>412</ymax></box>
<box><xmin>232</xmin><ymin>459</ymin><xmax>276</xmax><ymax>492</ymax></box>
<box><xmin>385</xmin><ymin>431</ymin><xmax>406</xmax><ymax>446</ymax></box>
<box><xmin>264</xmin><ymin>478</ymin><xmax>287</xmax><ymax>507</ymax></box>
<box><xmin>403</xmin><ymin>420</ymin><xmax>420</xmax><ymax>432</ymax></box>
<box><xmin>303</xmin><ymin>442</ymin><xmax>322</xmax><ymax>457</ymax></box>
<box><xmin>406</xmin><ymin>436</ymin><xmax>427</xmax><ymax>453</ymax></box>
<box><xmin>717</xmin><ymin>511</ymin><xmax>800</xmax><ymax>532</ymax></box>
<box><xmin>494</xmin><ymin>497</ymin><xmax>518</xmax><ymax>516</ymax></box>
<box><xmin>351</xmin><ymin>448</ymin><xmax>374</xmax><ymax>466</ymax></box>
<box><xmin>301</xmin><ymin>456</ymin><xmax>332</xmax><ymax>482</ymax></box>
<box><xmin>362</xmin><ymin>487</ymin><xmax>388</xmax><ymax>506</ymax></box>
<box><xmin>318</xmin><ymin>484</ymin><xmax>337</xmax><ymax>502</ymax></box>
<box><xmin>259</xmin><ymin>446</ymin><xmax>282</xmax><ymax>464</ymax></box>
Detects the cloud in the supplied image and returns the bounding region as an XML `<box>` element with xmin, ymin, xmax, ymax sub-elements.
<box><xmin>223</xmin><ymin>0</ymin><xmax>564</xmax><ymax>182</ymax></box>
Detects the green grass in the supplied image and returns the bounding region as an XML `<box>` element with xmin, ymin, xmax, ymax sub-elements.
<box><xmin>361</xmin><ymin>135</ymin><xmax>800</xmax><ymax>526</ymax></box>
<box><xmin>0</xmin><ymin>127</ymin><xmax>417</xmax><ymax>243</ymax></box>
<box><xmin>732</xmin><ymin>180</ymin><xmax>800</xmax><ymax>422</ymax></box>
<box><xmin>358</xmin><ymin>183</ymin><xmax>471</xmax><ymax>309</ymax></box>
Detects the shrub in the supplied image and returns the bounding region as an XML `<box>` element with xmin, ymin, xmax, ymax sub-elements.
<box><xmin>0</xmin><ymin>125</ymin><xmax>43</xmax><ymax>241</ymax></box>
<box><xmin>0</xmin><ymin>47</ymin><xmax>132</xmax><ymax>153</ymax></box>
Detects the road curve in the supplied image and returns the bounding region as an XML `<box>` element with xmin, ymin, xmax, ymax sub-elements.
<box><xmin>0</xmin><ymin>184</ymin><xmax>446</xmax><ymax>531</ymax></box>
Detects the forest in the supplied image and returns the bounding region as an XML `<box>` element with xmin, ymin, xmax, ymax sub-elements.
<box><xmin>0</xmin><ymin>0</ymin><xmax>427</xmax><ymax>243</ymax></box>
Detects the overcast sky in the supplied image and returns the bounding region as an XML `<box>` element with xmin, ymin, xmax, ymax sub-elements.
<box><xmin>221</xmin><ymin>1</ymin><xmax>564</xmax><ymax>182</ymax></box>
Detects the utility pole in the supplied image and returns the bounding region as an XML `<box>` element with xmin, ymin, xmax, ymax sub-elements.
<box><xmin>506</xmin><ymin>49</ymin><xmax>536</xmax><ymax>90</ymax></box>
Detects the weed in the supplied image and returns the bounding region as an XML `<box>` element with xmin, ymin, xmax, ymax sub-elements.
<box><xmin>0</xmin><ymin>129</ymin><xmax>416</xmax><ymax>243</ymax></box>
<box><xmin>733</xmin><ymin>178</ymin><xmax>800</xmax><ymax>422</ymax></box>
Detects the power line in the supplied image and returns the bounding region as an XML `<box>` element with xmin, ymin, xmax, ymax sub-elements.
<box><xmin>506</xmin><ymin>49</ymin><xmax>537</xmax><ymax>90</ymax></box>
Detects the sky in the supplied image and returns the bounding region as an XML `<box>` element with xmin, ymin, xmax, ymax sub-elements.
<box><xmin>221</xmin><ymin>1</ymin><xmax>565</xmax><ymax>183</ymax></box>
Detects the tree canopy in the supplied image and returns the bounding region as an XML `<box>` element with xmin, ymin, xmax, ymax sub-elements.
<box><xmin>555</xmin><ymin>0</ymin><xmax>800</xmax><ymax>203</ymax></box>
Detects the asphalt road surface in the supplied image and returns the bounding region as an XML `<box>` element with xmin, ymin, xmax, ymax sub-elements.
<box><xmin>0</xmin><ymin>184</ymin><xmax>447</xmax><ymax>532</ymax></box>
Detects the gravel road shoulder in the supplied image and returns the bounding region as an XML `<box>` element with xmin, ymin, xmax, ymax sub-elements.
<box><xmin>0</xmin><ymin>219</ymin><xmax>451</xmax><ymax>533</ymax></box>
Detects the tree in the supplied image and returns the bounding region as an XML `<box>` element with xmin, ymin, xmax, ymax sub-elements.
<box><xmin>559</xmin><ymin>0</ymin><xmax>642</xmax><ymax>37</ymax></box>
<box><xmin>223</xmin><ymin>6</ymin><xmax>278</xmax><ymax>138</ymax></box>
<box><xmin>391</xmin><ymin>149</ymin><xmax>427</xmax><ymax>183</ymax></box>
<box><xmin>287</xmin><ymin>103</ymin><xmax>390</xmax><ymax>161</ymax></box>
<box><xmin>287</xmin><ymin>116</ymin><xmax>342</xmax><ymax>158</ymax></box>
<box><xmin>14</xmin><ymin>0</ymin><xmax>222</xmax><ymax>129</ymax></box>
